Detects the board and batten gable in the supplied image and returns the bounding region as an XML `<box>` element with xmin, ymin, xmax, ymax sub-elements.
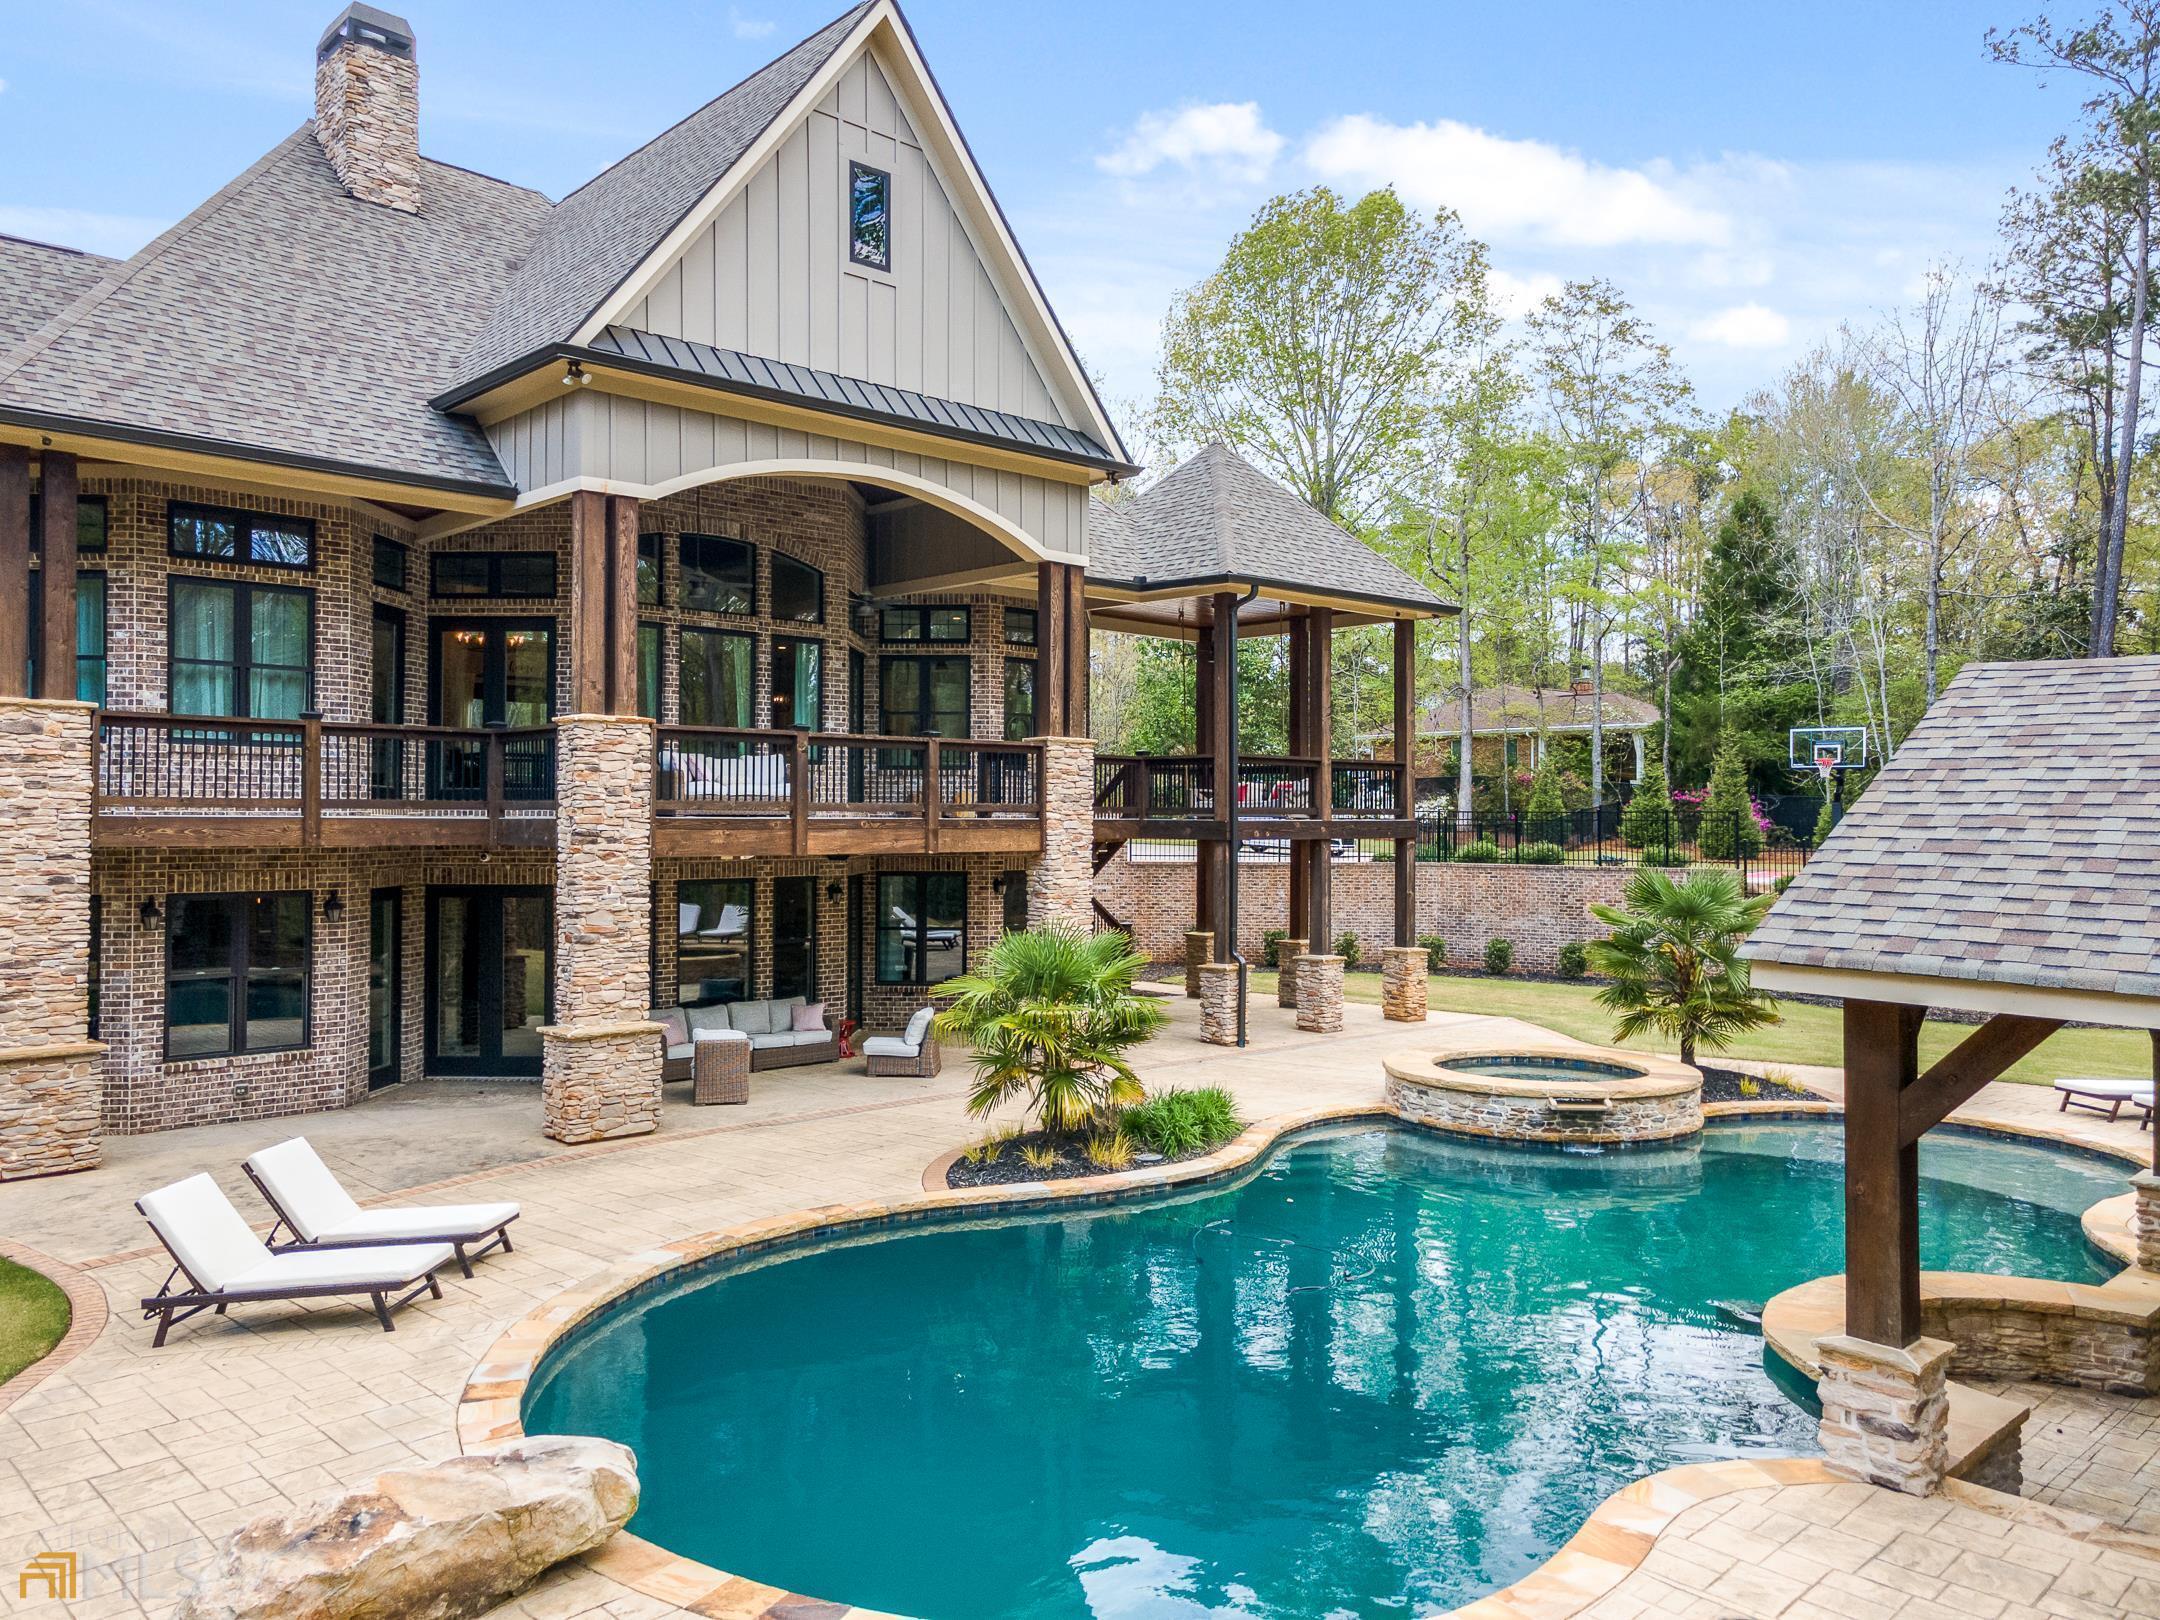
<box><xmin>485</xmin><ymin>387</ymin><xmax>1089</xmax><ymax>562</ymax></box>
<box><xmin>617</xmin><ymin>50</ymin><xmax>1070</xmax><ymax>429</ymax></box>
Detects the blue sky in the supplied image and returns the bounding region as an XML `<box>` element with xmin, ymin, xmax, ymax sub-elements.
<box><xmin>0</xmin><ymin>0</ymin><xmax>2090</xmax><ymax>422</ymax></box>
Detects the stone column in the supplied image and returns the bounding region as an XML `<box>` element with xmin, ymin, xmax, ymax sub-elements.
<box><xmin>542</xmin><ymin>714</ymin><xmax>659</xmax><ymax>1145</ymax></box>
<box><xmin>1294</xmin><ymin>954</ymin><xmax>1344</xmax><ymax>1034</ymax></box>
<box><xmin>1381</xmin><ymin>946</ymin><xmax>1428</xmax><ymax>1023</ymax></box>
<box><xmin>1275</xmin><ymin>938</ymin><xmax>1307</xmax><ymax>1007</ymax></box>
<box><xmin>1816</xmin><ymin>1333</ymin><xmax>1953</xmax><ymax>1496</ymax></box>
<box><xmin>1183</xmin><ymin>930</ymin><xmax>1214</xmax><ymax>998</ymax></box>
<box><xmin>0</xmin><ymin>698</ymin><xmax>103</xmax><ymax>1178</ymax></box>
<box><xmin>2134</xmin><ymin>1172</ymin><xmax>2160</xmax><ymax>1272</ymax></box>
<box><xmin>1198</xmin><ymin>962</ymin><xmax>1239</xmax><ymax>1046</ymax></box>
<box><xmin>1026</xmin><ymin>736</ymin><xmax>1095</xmax><ymax>932</ymax></box>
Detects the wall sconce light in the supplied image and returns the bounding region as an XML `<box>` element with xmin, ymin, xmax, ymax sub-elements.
<box><xmin>825</xmin><ymin>881</ymin><xmax>843</xmax><ymax>902</ymax></box>
<box><xmin>323</xmin><ymin>892</ymin><xmax>345</xmax><ymax>923</ymax></box>
<box><xmin>139</xmin><ymin>896</ymin><xmax>163</xmax><ymax>929</ymax></box>
<box><xmin>989</xmin><ymin>876</ymin><xmax>1005</xmax><ymax>895</ymax></box>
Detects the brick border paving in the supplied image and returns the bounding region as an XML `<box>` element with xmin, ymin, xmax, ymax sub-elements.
<box><xmin>0</xmin><ymin>1237</ymin><xmax>107</xmax><ymax>1420</ymax></box>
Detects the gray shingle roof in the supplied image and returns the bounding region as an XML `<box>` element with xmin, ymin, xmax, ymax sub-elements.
<box><xmin>453</xmin><ymin>3</ymin><xmax>872</xmax><ymax>388</ymax></box>
<box><xmin>1742</xmin><ymin>657</ymin><xmax>2160</xmax><ymax>1003</ymax></box>
<box><xmin>0</xmin><ymin>235</ymin><xmax>117</xmax><ymax>358</ymax></box>
<box><xmin>574</xmin><ymin>325</ymin><xmax>1127</xmax><ymax>472</ymax></box>
<box><xmin>1087</xmin><ymin>442</ymin><xmax>1449</xmax><ymax>614</ymax></box>
<box><xmin>0</xmin><ymin>131</ymin><xmax>549</xmax><ymax>494</ymax></box>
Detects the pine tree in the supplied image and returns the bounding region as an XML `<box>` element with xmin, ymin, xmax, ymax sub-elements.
<box><xmin>1619</xmin><ymin>756</ymin><xmax>1675</xmax><ymax>852</ymax></box>
<box><xmin>1697</xmin><ymin>740</ymin><xmax>1763</xmax><ymax>860</ymax></box>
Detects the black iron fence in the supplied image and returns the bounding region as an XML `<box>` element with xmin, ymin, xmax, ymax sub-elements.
<box><xmin>1413</xmin><ymin>802</ymin><xmax>1817</xmax><ymax>881</ymax></box>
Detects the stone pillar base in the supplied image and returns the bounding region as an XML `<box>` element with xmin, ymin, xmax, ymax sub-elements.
<box><xmin>1817</xmin><ymin>1333</ymin><xmax>1953</xmax><ymax>1496</ymax></box>
<box><xmin>1198</xmin><ymin>962</ymin><xmax>1240</xmax><ymax>1046</ymax></box>
<box><xmin>2134</xmin><ymin>1172</ymin><xmax>2160</xmax><ymax>1273</ymax></box>
<box><xmin>1294</xmin><ymin>955</ymin><xmax>1345</xmax><ymax>1034</ymax></box>
<box><xmin>541</xmin><ymin>1023</ymin><xmax>661</xmax><ymax>1145</ymax></box>
<box><xmin>1027</xmin><ymin>736</ymin><xmax>1096</xmax><ymax>932</ymax></box>
<box><xmin>1381</xmin><ymin>947</ymin><xmax>1428</xmax><ymax>1022</ymax></box>
<box><xmin>1275</xmin><ymin>939</ymin><xmax>1308</xmax><ymax>1007</ymax></box>
<box><xmin>1184</xmin><ymin>930</ymin><xmax>1215</xmax><ymax>999</ymax></box>
<box><xmin>0</xmin><ymin>1043</ymin><xmax>104</xmax><ymax>1180</ymax></box>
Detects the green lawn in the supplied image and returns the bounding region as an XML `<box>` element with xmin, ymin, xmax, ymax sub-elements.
<box><xmin>0</xmin><ymin>1259</ymin><xmax>70</xmax><ymax>1385</ymax></box>
<box><xmin>1254</xmin><ymin>969</ymin><xmax>2154</xmax><ymax>1087</ymax></box>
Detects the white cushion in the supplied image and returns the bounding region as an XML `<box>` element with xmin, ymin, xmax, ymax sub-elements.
<box><xmin>225</xmin><ymin>1243</ymin><xmax>455</xmax><ymax>1293</ymax></box>
<box><xmin>862</xmin><ymin>1035</ymin><xmax>919</xmax><ymax>1058</ymax></box>
<box><xmin>903</xmin><ymin>1007</ymin><xmax>936</xmax><ymax>1047</ymax></box>
<box><xmin>695</xmin><ymin>1027</ymin><xmax>749</xmax><ymax>1044</ymax></box>
<box><xmin>319</xmin><ymin>1203</ymin><xmax>519</xmax><ymax>1244</ymax></box>
<box><xmin>766</xmin><ymin>1030</ymin><xmax>829</xmax><ymax>1048</ymax></box>
<box><xmin>2055</xmin><ymin>1078</ymin><xmax>2153</xmax><ymax>1098</ymax></box>
<box><xmin>139</xmin><ymin>1173</ymin><xmax>272</xmax><ymax>1294</ymax></box>
<box><xmin>244</xmin><ymin>1137</ymin><xmax>361</xmax><ymax>1243</ymax></box>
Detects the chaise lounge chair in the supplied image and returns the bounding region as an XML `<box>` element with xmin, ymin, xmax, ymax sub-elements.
<box><xmin>2053</xmin><ymin>1077</ymin><xmax>2155</xmax><ymax>1126</ymax></box>
<box><xmin>137</xmin><ymin>1173</ymin><xmax>454</xmax><ymax>1346</ymax></box>
<box><xmin>242</xmin><ymin>1137</ymin><xmax>520</xmax><ymax>1277</ymax></box>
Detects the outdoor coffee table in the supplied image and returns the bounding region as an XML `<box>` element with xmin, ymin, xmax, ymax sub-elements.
<box><xmin>693</xmin><ymin>1029</ymin><xmax>751</xmax><ymax>1105</ymax></box>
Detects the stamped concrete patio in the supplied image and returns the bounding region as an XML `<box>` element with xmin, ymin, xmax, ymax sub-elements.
<box><xmin>2</xmin><ymin>992</ymin><xmax>2157</xmax><ymax>1618</ymax></box>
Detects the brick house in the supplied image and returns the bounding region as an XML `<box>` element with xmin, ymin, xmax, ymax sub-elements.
<box><xmin>0</xmin><ymin>2</ymin><xmax>1446</xmax><ymax>1175</ymax></box>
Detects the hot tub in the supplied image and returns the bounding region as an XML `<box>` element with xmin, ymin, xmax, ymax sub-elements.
<box><xmin>1385</xmin><ymin>1040</ymin><xmax>1704</xmax><ymax>1144</ymax></box>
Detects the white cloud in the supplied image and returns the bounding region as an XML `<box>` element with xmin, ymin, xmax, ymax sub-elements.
<box><xmin>1097</xmin><ymin>102</ymin><xmax>1285</xmax><ymax>185</ymax></box>
<box><xmin>727</xmin><ymin>7</ymin><xmax>776</xmax><ymax>39</ymax></box>
<box><xmin>0</xmin><ymin>205</ymin><xmax>170</xmax><ymax>259</ymax></box>
<box><xmin>1489</xmin><ymin>267</ymin><xmax>1563</xmax><ymax>318</ymax></box>
<box><xmin>1303</xmin><ymin>114</ymin><xmax>1730</xmax><ymax>249</ymax></box>
<box><xmin>1688</xmin><ymin>303</ymin><xmax>1793</xmax><ymax>349</ymax></box>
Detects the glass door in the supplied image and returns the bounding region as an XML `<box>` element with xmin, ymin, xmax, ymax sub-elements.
<box><xmin>425</xmin><ymin>887</ymin><xmax>552</xmax><ymax>1077</ymax></box>
<box><xmin>368</xmin><ymin>888</ymin><xmax>401</xmax><ymax>1090</ymax></box>
<box><xmin>430</xmin><ymin>620</ymin><xmax>553</xmax><ymax>798</ymax></box>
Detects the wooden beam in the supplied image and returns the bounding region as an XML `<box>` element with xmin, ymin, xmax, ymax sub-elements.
<box><xmin>1393</xmin><ymin>616</ymin><xmax>1416</xmax><ymax>946</ymax></box>
<box><xmin>1037</xmin><ymin>561</ymin><xmax>1067</xmax><ymax>738</ymax></box>
<box><xmin>1302</xmin><ymin>607</ymin><xmax>1334</xmax><ymax>949</ymax></box>
<box><xmin>1210</xmin><ymin>590</ymin><xmax>1238</xmax><ymax>961</ymax></box>
<box><xmin>0</xmin><ymin>447</ymin><xmax>27</xmax><ymax>698</ymax></box>
<box><xmin>1195</xmin><ymin>621</ymin><xmax>1217</xmax><ymax>755</ymax></box>
<box><xmin>1286</xmin><ymin>615</ymin><xmax>1308</xmax><ymax>938</ymax></box>
<box><xmin>36</xmin><ymin>451</ymin><xmax>77</xmax><ymax>701</ymax></box>
<box><xmin>1897</xmin><ymin>1013</ymin><xmax>2063</xmax><ymax>1145</ymax></box>
<box><xmin>604</xmin><ymin>495</ymin><xmax>640</xmax><ymax>715</ymax></box>
<box><xmin>1064</xmin><ymin>563</ymin><xmax>1090</xmax><ymax>735</ymax></box>
<box><xmin>1844</xmin><ymin>999</ymin><xmax>1926</xmax><ymax>1347</ymax></box>
<box><xmin>568</xmin><ymin>489</ymin><xmax>608</xmax><ymax>714</ymax></box>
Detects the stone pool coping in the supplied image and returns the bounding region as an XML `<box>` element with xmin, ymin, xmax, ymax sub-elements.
<box><xmin>1390</xmin><ymin>1038</ymin><xmax>1702</xmax><ymax>1101</ymax></box>
<box><xmin>459</xmin><ymin>1098</ymin><xmax>2149</xmax><ymax>1620</ymax></box>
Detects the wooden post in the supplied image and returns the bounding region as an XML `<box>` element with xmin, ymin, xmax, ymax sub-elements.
<box><xmin>300</xmin><ymin>711</ymin><xmax>323</xmax><ymax>849</ymax></box>
<box><xmin>924</xmin><ymin>736</ymin><xmax>942</xmax><ymax>853</ymax></box>
<box><xmin>1393</xmin><ymin>616</ymin><xmax>1416</xmax><ymax>947</ymax></box>
<box><xmin>1302</xmin><ymin>608</ymin><xmax>1334</xmax><ymax>951</ymax></box>
<box><xmin>1844</xmin><ymin>998</ymin><xmax>1925</xmax><ymax>1347</ymax></box>
<box><xmin>1208</xmin><ymin>592</ymin><xmax>1238</xmax><ymax>960</ymax></box>
<box><xmin>37</xmin><ymin>451</ymin><xmax>77</xmax><ymax>701</ymax></box>
<box><xmin>604</xmin><ymin>495</ymin><xmax>639</xmax><ymax>715</ymax></box>
<box><xmin>1195</xmin><ymin>621</ymin><xmax>1217</xmax><ymax>756</ymax></box>
<box><xmin>1287</xmin><ymin>616</ymin><xmax>1308</xmax><ymax>940</ymax></box>
<box><xmin>1064</xmin><ymin>563</ymin><xmax>1090</xmax><ymax>735</ymax></box>
<box><xmin>0</xmin><ymin>447</ymin><xmax>28</xmax><ymax>697</ymax></box>
<box><xmin>1037</xmin><ymin>562</ymin><xmax>1068</xmax><ymax>737</ymax></box>
<box><xmin>568</xmin><ymin>490</ymin><xmax>608</xmax><ymax>714</ymax></box>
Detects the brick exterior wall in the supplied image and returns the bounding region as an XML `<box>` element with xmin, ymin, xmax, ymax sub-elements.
<box><xmin>1096</xmin><ymin>852</ymin><xmax>1631</xmax><ymax>974</ymax></box>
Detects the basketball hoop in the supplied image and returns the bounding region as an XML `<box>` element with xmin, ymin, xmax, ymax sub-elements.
<box><xmin>1813</xmin><ymin>748</ymin><xmax>1839</xmax><ymax>791</ymax></box>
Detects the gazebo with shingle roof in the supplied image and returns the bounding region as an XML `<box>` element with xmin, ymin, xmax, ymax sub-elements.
<box><xmin>1741</xmin><ymin>656</ymin><xmax>2160</xmax><ymax>1494</ymax></box>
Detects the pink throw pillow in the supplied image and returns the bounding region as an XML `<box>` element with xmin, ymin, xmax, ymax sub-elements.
<box><xmin>791</xmin><ymin>1002</ymin><xmax>827</xmax><ymax>1033</ymax></box>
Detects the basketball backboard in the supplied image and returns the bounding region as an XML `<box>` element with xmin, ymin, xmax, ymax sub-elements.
<box><xmin>1789</xmin><ymin>725</ymin><xmax>1869</xmax><ymax>773</ymax></box>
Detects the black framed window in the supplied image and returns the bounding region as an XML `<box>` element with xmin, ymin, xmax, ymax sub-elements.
<box><xmin>373</xmin><ymin>536</ymin><xmax>409</xmax><ymax>592</ymax></box>
<box><xmin>849</xmin><ymin>160</ymin><xmax>892</xmax><ymax>272</ymax></box>
<box><xmin>30</xmin><ymin>491</ymin><xmax>107</xmax><ymax>555</ymax></box>
<box><xmin>681</xmin><ymin>628</ymin><xmax>754</xmax><ymax>727</ymax></box>
<box><xmin>876</xmin><ymin>872</ymin><xmax>965</xmax><ymax>985</ymax></box>
<box><xmin>771</xmin><ymin>554</ymin><xmax>824</xmax><ymax>624</ymax></box>
<box><xmin>771</xmin><ymin>637</ymin><xmax>822</xmax><ymax>730</ymax></box>
<box><xmin>166</xmin><ymin>891</ymin><xmax>311</xmax><ymax>1060</ymax></box>
<box><xmin>881</xmin><ymin>605</ymin><xmax>969</xmax><ymax>643</ymax></box>
<box><xmin>881</xmin><ymin>656</ymin><xmax>970</xmax><ymax>738</ymax></box>
<box><xmin>1002</xmin><ymin>870</ymin><xmax>1028</xmax><ymax>936</ymax></box>
<box><xmin>680</xmin><ymin>534</ymin><xmax>754</xmax><ymax>614</ymax></box>
<box><xmin>1004</xmin><ymin>658</ymin><xmax>1035</xmax><ymax>741</ymax></box>
<box><xmin>169</xmin><ymin>577</ymin><xmax>313</xmax><ymax>719</ymax></box>
<box><xmin>168</xmin><ymin>501</ymin><xmax>314</xmax><ymax>568</ymax></box>
<box><xmin>371</xmin><ymin>606</ymin><xmax>404</xmax><ymax>724</ymax></box>
<box><xmin>1005</xmin><ymin>608</ymin><xmax>1037</xmax><ymax>647</ymax></box>
<box><xmin>773</xmin><ymin>876</ymin><xmax>816</xmax><ymax>1001</ymax></box>
<box><xmin>636</xmin><ymin>623</ymin><xmax>661</xmax><ymax>719</ymax></box>
<box><xmin>431</xmin><ymin>550</ymin><xmax>558</xmax><ymax>598</ymax></box>
<box><xmin>677</xmin><ymin>878</ymin><xmax>752</xmax><ymax>1005</ymax></box>
<box><xmin>637</xmin><ymin>533</ymin><xmax>663</xmax><ymax>607</ymax></box>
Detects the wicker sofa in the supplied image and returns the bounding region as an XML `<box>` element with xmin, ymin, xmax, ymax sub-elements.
<box><xmin>650</xmin><ymin>997</ymin><xmax>838</xmax><ymax>1075</ymax></box>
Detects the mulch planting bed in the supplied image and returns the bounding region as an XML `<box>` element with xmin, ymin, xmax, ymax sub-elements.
<box><xmin>1697</xmin><ymin>1064</ymin><xmax>1823</xmax><ymax>1105</ymax></box>
<box><xmin>946</xmin><ymin>1130</ymin><xmax>1210</xmax><ymax>1189</ymax></box>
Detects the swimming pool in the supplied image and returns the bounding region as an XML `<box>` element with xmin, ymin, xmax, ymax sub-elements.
<box><xmin>1435</xmin><ymin>1053</ymin><xmax>1645</xmax><ymax>1082</ymax></box>
<box><xmin>523</xmin><ymin>1120</ymin><xmax>2123</xmax><ymax>1619</ymax></box>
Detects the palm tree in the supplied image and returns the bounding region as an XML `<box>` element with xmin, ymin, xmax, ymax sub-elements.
<box><xmin>1586</xmin><ymin>868</ymin><xmax>1779</xmax><ymax>1066</ymax></box>
<box><xmin>934</xmin><ymin>927</ymin><xmax>1170</xmax><ymax>1132</ymax></box>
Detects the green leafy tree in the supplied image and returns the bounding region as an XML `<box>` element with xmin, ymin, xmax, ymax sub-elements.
<box><xmin>935</xmin><ymin>928</ymin><xmax>1169</xmax><ymax>1133</ymax></box>
<box><xmin>1586</xmin><ymin>870</ymin><xmax>1779</xmax><ymax>1065</ymax></box>
<box><xmin>1524</xmin><ymin>748</ymin><xmax>1566</xmax><ymax>821</ymax></box>
<box><xmin>1619</xmin><ymin>755</ymin><xmax>1676</xmax><ymax>852</ymax></box>
<box><xmin>1696</xmin><ymin>740</ymin><xmax>1764</xmax><ymax>860</ymax></box>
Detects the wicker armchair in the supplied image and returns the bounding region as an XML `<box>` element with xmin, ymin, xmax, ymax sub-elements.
<box><xmin>864</xmin><ymin>1007</ymin><xmax>942</xmax><ymax>1077</ymax></box>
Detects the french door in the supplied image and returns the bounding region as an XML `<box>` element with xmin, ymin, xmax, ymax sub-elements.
<box><xmin>425</xmin><ymin>887</ymin><xmax>552</xmax><ymax>1077</ymax></box>
<box><xmin>367</xmin><ymin>888</ymin><xmax>401</xmax><ymax>1090</ymax></box>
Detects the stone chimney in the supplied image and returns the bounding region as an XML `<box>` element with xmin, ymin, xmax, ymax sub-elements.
<box><xmin>314</xmin><ymin>4</ymin><xmax>421</xmax><ymax>213</ymax></box>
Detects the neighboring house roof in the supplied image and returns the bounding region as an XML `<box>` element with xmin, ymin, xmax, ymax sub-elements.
<box><xmin>1743</xmin><ymin>657</ymin><xmax>2160</xmax><ymax>1004</ymax></box>
<box><xmin>1088</xmin><ymin>442</ymin><xmax>1448</xmax><ymax>615</ymax></box>
<box><xmin>1423</xmin><ymin>685</ymin><xmax>1661</xmax><ymax>736</ymax></box>
<box><xmin>0</xmin><ymin>234</ymin><xmax>117</xmax><ymax>357</ymax></box>
<box><xmin>453</xmin><ymin>4</ymin><xmax>872</xmax><ymax>388</ymax></box>
<box><xmin>0</xmin><ymin>130</ymin><xmax>550</xmax><ymax>496</ymax></box>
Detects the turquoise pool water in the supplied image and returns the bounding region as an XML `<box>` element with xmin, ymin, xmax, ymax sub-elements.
<box><xmin>524</xmin><ymin>1121</ymin><xmax>2123</xmax><ymax>1619</ymax></box>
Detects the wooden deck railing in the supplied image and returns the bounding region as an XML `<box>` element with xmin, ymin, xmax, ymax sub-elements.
<box><xmin>1094</xmin><ymin>753</ymin><xmax>1412</xmax><ymax>830</ymax></box>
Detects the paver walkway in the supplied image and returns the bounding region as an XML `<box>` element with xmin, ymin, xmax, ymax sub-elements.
<box><xmin>0</xmin><ymin>994</ymin><xmax>2152</xmax><ymax>1618</ymax></box>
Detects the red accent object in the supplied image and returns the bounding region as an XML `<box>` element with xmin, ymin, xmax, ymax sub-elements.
<box><xmin>836</xmin><ymin>1019</ymin><xmax>859</xmax><ymax>1059</ymax></box>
